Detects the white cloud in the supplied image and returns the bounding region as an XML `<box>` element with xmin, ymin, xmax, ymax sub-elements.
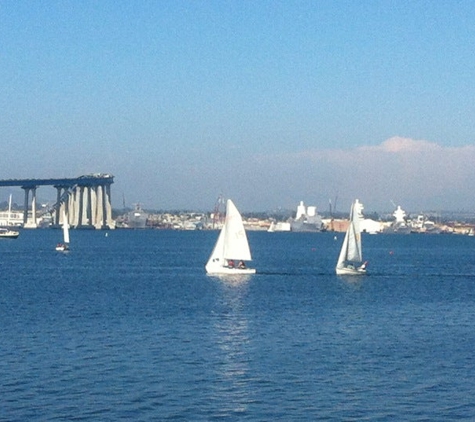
<box><xmin>365</xmin><ymin>137</ymin><xmax>442</xmax><ymax>153</ymax></box>
<box><xmin>99</xmin><ymin>136</ymin><xmax>475</xmax><ymax>212</ymax></box>
<box><xmin>238</xmin><ymin>137</ymin><xmax>475</xmax><ymax>212</ymax></box>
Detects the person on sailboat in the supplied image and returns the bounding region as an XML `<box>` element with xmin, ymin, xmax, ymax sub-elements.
<box><xmin>238</xmin><ymin>260</ymin><xmax>246</xmax><ymax>269</ymax></box>
<box><xmin>227</xmin><ymin>259</ymin><xmax>235</xmax><ymax>268</ymax></box>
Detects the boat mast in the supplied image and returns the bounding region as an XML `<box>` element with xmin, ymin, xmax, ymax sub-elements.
<box><xmin>212</xmin><ymin>194</ymin><xmax>224</xmax><ymax>229</ymax></box>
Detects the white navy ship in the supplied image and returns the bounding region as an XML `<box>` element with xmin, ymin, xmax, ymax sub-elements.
<box><xmin>382</xmin><ymin>205</ymin><xmax>411</xmax><ymax>234</ymax></box>
<box><xmin>290</xmin><ymin>201</ymin><xmax>324</xmax><ymax>232</ymax></box>
<box><xmin>126</xmin><ymin>204</ymin><xmax>148</xmax><ymax>229</ymax></box>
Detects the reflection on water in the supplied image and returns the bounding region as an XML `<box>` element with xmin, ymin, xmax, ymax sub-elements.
<box><xmin>211</xmin><ymin>274</ymin><xmax>252</xmax><ymax>285</ymax></box>
<box><xmin>211</xmin><ymin>277</ymin><xmax>251</xmax><ymax>416</ymax></box>
<box><xmin>337</xmin><ymin>275</ymin><xmax>367</xmax><ymax>286</ymax></box>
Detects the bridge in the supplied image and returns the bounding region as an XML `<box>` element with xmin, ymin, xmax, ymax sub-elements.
<box><xmin>0</xmin><ymin>173</ymin><xmax>114</xmax><ymax>229</ymax></box>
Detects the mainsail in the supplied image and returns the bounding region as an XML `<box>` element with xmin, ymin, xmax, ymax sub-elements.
<box><xmin>222</xmin><ymin>199</ymin><xmax>252</xmax><ymax>261</ymax></box>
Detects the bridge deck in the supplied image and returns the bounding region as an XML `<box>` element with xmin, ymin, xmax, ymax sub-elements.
<box><xmin>0</xmin><ymin>174</ymin><xmax>114</xmax><ymax>188</ymax></box>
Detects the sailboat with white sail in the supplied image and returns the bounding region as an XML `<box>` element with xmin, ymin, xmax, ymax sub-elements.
<box><xmin>56</xmin><ymin>209</ymin><xmax>70</xmax><ymax>251</ymax></box>
<box><xmin>205</xmin><ymin>199</ymin><xmax>256</xmax><ymax>275</ymax></box>
<box><xmin>335</xmin><ymin>199</ymin><xmax>367</xmax><ymax>275</ymax></box>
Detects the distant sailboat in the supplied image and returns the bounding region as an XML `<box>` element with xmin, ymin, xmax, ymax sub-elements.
<box><xmin>335</xmin><ymin>200</ymin><xmax>367</xmax><ymax>275</ymax></box>
<box><xmin>56</xmin><ymin>210</ymin><xmax>70</xmax><ymax>251</ymax></box>
<box><xmin>205</xmin><ymin>199</ymin><xmax>256</xmax><ymax>275</ymax></box>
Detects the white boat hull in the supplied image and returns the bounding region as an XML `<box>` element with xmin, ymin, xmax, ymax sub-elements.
<box><xmin>206</xmin><ymin>265</ymin><xmax>256</xmax><ymax>275</ymax></box>
<box><xmin>0</xmin><ymin>230</ymin><xmax>19</xmax><ymax>239</ymax></box>
<box><xmin>336</xmin><ymin>266</ymin><xmax>366</xmax><ymax>275</ymax></box>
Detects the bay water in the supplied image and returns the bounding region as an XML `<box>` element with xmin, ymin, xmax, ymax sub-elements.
<box><xmin>1</xmin><ymin>230</ymin><xmax>475</xmax><ymax>420</ymax></box>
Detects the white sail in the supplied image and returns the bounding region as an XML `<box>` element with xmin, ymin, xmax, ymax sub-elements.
<box><xmin>205</xmin><ymin>223</ymin><xmax>227</xmax><ymax>272</ymax></box>
<box><xmin>62</xmin><ymin>209</ymin><xmax>70</xmax><ymax>245</ymax></box>
<box><xmin>347</xmin><ymin>218</ymin><xmax>362</xmax><ymax>263</ymax></box>
<box><xmin>336</xmin><ymin>226</ymin><xmax>350</xmax><ymax>270</ymax></box>
<box><xmin>336</xmin><ymin>200</ymin><xmax>366</xmax><ymax>275</ymax></box>
<box><xmin>205</xmin><ymin>199</ymin><xmax>255</xmax><ymax>274</ymax></box>
<box><xmin>222</xmin><ymin>200</ymin><xmax>252</xmax><ymax>261</ymax></box>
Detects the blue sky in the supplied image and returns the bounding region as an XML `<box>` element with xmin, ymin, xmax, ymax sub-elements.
<box><xmin>1</xmin><ymin>1</ymin><xmax>475</xmax><ymax>212</ymax></box>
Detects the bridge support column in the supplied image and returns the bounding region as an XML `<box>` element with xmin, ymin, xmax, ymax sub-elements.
<box><xmin>68</xmin><ymin>189</ymin><xmax>74</xmax><ymax>227</ymax></box>
<box><xmin>92</xmin><ymin>186</ymin><xmax>102</xmax><ymax>229</ymax></box>
<box><xmin>58</xmin><ymin>189</ymin><xmax>70</xmax><ymax>226</ymax></box>
<box><xmin>23</xmin><ymin>188</ymin><xmax>29</xmax><ymax>225</ymax></box>
<box><xmin>102</xmin><ymin>183</ymin><xmax>113</xmax><ymax>229</ymax></box>
<box><xmin>85</xmin><ymin>186</ymin><xmax>92</xmax><ymax>226</ymax></box>
<box><xmin>21</xmin><ymin>186</ymin><xmax>38</xmax><ymax>228</ymax></box>
<box><xmin>101</xmin><ymin>184</ymin><xmax>107</xmax><ymax>228</ymax></box>
<box><xmin>31</xmin><ymin>188</ymin><xmax>37</xmax><ymax>228</ymax></box>
<box><xmin>55</xmin><ymin>187</ymin><xmax>62</xmax><ymax>225</ymax></box>
<box><xmin>68</xmin><ymin>189</ymin><xmax>77</xmax><ymax>228</ymax></box>
<box><xmin>86</xmin><ymin>189</ymin><xmax>91</xmax><ymax>226</ymax></box>
<box><xmin>77</xmin><ymin>186</ymin><xmax>85</xmax><ymax>227</ymax></box>
<box><xmin>63</xmin><ymin>191</ymin><xmax>70</xmax><ymax>224</ymax></box>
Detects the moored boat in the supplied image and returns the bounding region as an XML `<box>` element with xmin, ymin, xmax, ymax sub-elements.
<box><xmin>0</xmin><ymin>227</ymin><xmax>20</xmax><ymax>239</ymax></box>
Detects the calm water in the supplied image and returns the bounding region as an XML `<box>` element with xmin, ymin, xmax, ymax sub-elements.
<box><xmin>1</xmin><ymin>230</ymin><xmax>475</xmax><ymax>421</ymax></box>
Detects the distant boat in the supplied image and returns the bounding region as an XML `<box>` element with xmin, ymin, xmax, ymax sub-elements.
<box><xmin>0</xmin><ymin>227</ymin><xmax>19</xmax><ymax>239</ymax></box>
<box><xmin>290</xmin><ymin>201</ymin><xmax>324</xmax><ymax>232</ymax></box>
<box><xmin>205</xmin><ymin>199</ymin><xmax>256</xmax><ymax>275</ymax></box>
<box><xmin>56</xmin><ymin>210</ymin><xmax>70</xmax><ymax>252</ymax></box>
<box><xmin>267</xmin><ymin>220</ymin><xmax>291</xmax><ymax>232</ymax></box>
<box><xmin>0</xmin><ymin>195</ymin><xmax>20</xmax><ymax>234</ymax></box>
<box><xmin>0</xmin><ymin>195</ymin><xmax>20</xmax><ymax>239</ymax></box>
<box><xmin>335</xmin><ymin>200</ymin><xmax>367</xmax><ymax>275</ymax></box>
<box><xmin>126</xmin><ymin>203</ymin><xmax>148</xmax><ymax>229</ymax></box>
<box><xmin>383</xmin><ymin>205</ymin><xmax>411</xmax><ymax>234</ymax></box>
